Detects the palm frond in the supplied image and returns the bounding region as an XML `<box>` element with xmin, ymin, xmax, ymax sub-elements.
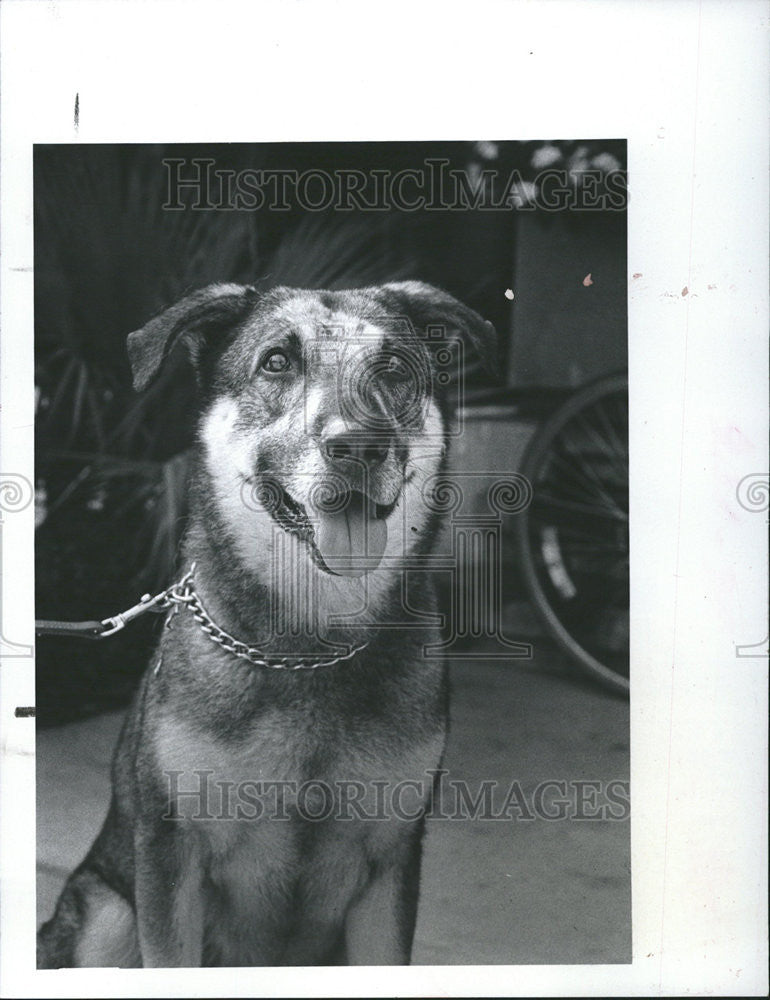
<box><xmin>36</xmin><ymin>147</ymin><xmax>434</xmax><ymax>590</ymax></box>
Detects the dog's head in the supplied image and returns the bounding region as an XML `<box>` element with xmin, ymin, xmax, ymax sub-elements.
<box><xmin>128</xmin><ymin>281</ymin><xmax>496</xmax><ymax>587</ymax></box>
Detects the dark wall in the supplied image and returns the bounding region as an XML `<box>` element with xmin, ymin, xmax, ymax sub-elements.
<box><xmin>508</xmin><ymin>211</ymin><xmax>627</xmax><ymax>388</ymax></box>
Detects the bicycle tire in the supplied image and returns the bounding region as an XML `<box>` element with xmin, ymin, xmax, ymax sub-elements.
<box><xmin>515</xmin><ymin>373</ymin><xmax>630</xmax><ymax>695</ymax></box>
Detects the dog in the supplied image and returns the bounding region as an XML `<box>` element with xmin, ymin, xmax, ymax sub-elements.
<box><xmin>37</xmin><ymin>280</ymin><xmax>496</xmax><ymax>967</ymax></box>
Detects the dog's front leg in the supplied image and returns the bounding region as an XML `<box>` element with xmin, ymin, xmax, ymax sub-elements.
<box><xmin>134</xmin><ymin>821</ymin><xmax>205</xmax><ymax>967</ymax></box>
<box><xmin>344</xmin><ymin>826</ymin><xmax>424</xmax><ymax>965</ymax></box>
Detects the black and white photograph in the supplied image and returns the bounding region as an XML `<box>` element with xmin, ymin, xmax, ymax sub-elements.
<box><xmin>32</xmin><ymin>140</ymin><xmax>630</xmax><ymax>968</ymax></box>
<box><xmin>0</xmin><ymin>1</ymin><xmax>767</xmax><ymax>997</ymax></box>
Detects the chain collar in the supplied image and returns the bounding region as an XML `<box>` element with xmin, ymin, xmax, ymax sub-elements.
<box><xmin>161</xmin><ymin>565</ymin><xmax>369</xmax><ymax>672</ymax></box>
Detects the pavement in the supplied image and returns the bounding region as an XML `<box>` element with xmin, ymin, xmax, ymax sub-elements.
<box><xmin>37</xmin><ymin>638</ymin><xmax>630</xmax><ymax>965</ymax></box>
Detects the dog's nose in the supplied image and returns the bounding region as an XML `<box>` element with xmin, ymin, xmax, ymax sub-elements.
<box><xmin>322</xmin><ymin>422</ymin><xmax>390</xmax><ymax>469</ymax></box>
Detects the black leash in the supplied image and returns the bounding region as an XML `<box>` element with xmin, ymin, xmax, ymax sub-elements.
<box><xmin>34</xmin><ymin>567</ymin><xmax>196</xmax><ymax>640</ymax></box>
<box><xmin>35</xmin><ymin>618</ymin><xmax>111</xmax><ymax>639</ymax></box>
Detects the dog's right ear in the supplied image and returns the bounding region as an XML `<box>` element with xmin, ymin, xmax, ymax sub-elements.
<box><xmin>127</xmin><ymin>283</ymin><xmax>257</xmax><ymax>391</ymax></box>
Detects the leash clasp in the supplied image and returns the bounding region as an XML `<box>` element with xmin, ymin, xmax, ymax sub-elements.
<box><xmin>100</xmin><ymin>564</ymin><xmax>197</xmax><ymax>636</ymax></box>
<box><xmin>99</xmin><ymin>588</ymin><xmax>177</xmax><ymax>637</ymax></box>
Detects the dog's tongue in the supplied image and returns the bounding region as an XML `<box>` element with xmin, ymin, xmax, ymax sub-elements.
<box><xmin>314</xmin><ymin>491</ymin><xmax>388</xmax><ymax>577</ymax></box>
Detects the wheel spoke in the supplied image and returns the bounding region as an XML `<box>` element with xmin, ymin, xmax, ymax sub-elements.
<box><xmin>590</xmin><ymin>396</ymin><xmax>628</xmax><ymax>462</ymax></box>
<box><xmin>543</xmin><ymin>440</ymin><xmax>627</xmax><ymax>519</ymax></box>
<box><xmin>516</xmin><ymin>375</ymin><xmax>630</xmax><ymax>694</ymax></box>
<box><xmin>531</xmin><ymin>491</ymin><xmax>628</xmax><ymax>522</ymax></box>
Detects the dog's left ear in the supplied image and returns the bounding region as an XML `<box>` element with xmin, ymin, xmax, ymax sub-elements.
<box><xmin>377</xmin><ymin>281</ymin><xmax>498</xmax><ymax>376</ymax></box>
<box><xmin>127</xmin><ymin>282</ymin><xmax>257</xmax><ymax>391</ymax></box>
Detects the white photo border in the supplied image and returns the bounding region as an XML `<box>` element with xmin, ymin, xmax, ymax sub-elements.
<box><xmin>1</xmin><ymin>0</ymin><xmax>767</xmax><ymax>996</ymax></box>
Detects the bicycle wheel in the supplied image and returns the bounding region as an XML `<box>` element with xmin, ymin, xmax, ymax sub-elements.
<box><xmin>515</xmin><ymin>373</ymin><xmax>629</xmax><ymax>695</ymax></box>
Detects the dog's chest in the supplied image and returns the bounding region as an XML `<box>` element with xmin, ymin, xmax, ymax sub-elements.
<box><xmin>153</xmin><ymin>704</ymin><xmax>443</xmax><ymax>817</ymax></box>
<box><xmin>151</xmin><ymin>704</ymin><xmax>443</xmax><ymax>963</ymax></box>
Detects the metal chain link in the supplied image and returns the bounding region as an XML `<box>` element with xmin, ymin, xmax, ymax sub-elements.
<box><xmin>163</xmin><ymin>565</ymin><xmax>368</xmax><ymax>671</ymax></box>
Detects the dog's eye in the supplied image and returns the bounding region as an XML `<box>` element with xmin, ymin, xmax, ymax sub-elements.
<box><xmin>260</xmin><ymin>349</ymin><xmax>291</xmax><ymax>374</ymax></box>
<box><xmin>384</xmin><ymin>354</ymin><xmax>411</xmax><ymax>382</ymax></box>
